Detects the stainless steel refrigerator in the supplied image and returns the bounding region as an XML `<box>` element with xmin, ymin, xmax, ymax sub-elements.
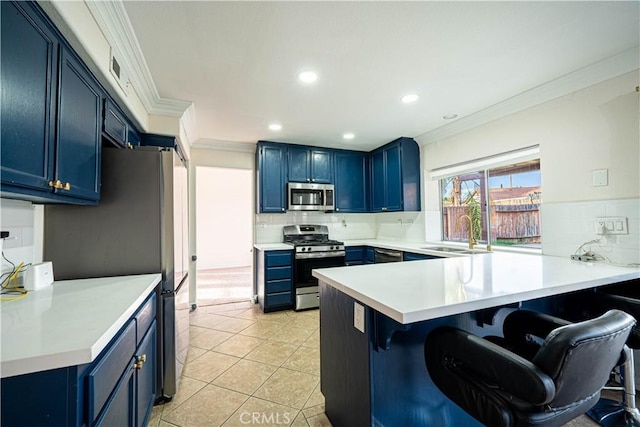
<box><xmin>43</xmin><ymin>146</ymin><xmax>189</xmax><ymax>401</ymax></box>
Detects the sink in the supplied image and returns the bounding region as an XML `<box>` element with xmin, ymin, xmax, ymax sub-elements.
<box><xmin>420</xmin><ymin>246</ymin><xmax>488</xmax><ymax>255</ymax></box>
<box><xmin>420</xmin><ymin>246</ymin><xmax>468</xmax><ymax>253</ymax></box>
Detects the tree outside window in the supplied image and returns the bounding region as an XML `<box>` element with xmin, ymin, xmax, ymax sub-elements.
<box><xmin>440</xmin><ymin>159</ymin><xmax>541</xmax><ymax>249</ymax></box>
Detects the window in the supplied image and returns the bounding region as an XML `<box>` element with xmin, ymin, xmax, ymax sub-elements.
<box><xmin>440</xmin><ymin>159</ymin><xmax>541</xmax><ymax>249</ymax></box>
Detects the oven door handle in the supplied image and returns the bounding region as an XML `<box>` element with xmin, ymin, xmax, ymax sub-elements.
<box><xmin>296</xmin><ymin>251</ymin><xmax>346</xmax><ymax>259</ymax></box>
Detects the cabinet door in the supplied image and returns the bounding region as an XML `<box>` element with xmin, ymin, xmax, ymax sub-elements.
<box><xmin>310</xmin><ymin>149</ymin><xmax>332</xmax><ymax>183</ymax></box>
<box><xmin>128</xmin><ymin>127</ymin><xmax>141</xmax><ymax>148</ymax></box>
<box><xmin>384</xmin><ymin>144</ymin><xmax>403</xmax><ymax>211</ymax></box>
<box><xmin>370</xmin><ymin>149</ymin><xmax>386</xmax><ymax>211</ymax></box>
<box><xmin>95</xmin><ymin>360</ymin><xmax>135</xmax><ymax>427</ymax></box>
<box><xmin>56</xmin><ymin>47</ymin><xmax>103</xmax><ymax>202</ymax></box>
<box><xmin>0</xmin><ymin>1</ymin><xmax>57</xmax><ymax>191</ymax></box>
<box><xmin>136</xmin><ymin>322</ymin><xmax>157</xmax><ymax>427</ymax></box>
<box><xmin>345</xmin><ymin>246</ymin><xmax>365</xmax><ymax>266</ymax></box>
<box><xmin>287</xmin><ymin>146</ymin><xmax>310</xmax><ymax>183</ymax></box>
<box><xmin>259</xmin><ymin>144</ymin><xmax>287</xmax><ymax>213</ymax></box>
<box><xmin>334</xmin><ymin>151</ymin><xmax>367</xmax><ymax>212</ymax></box>
<box><xmin>103</xmin><ymin>99</ymin><xmax>128</xmax><ymax>148</ymax></box>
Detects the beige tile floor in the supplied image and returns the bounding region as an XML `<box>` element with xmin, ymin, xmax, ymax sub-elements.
<box><xmin>147</xmin><ymin>301</ymin><xmax>332</xmax><ymax>427</ymax></box>
<box><xmin>147</xmin><ymin>301</ymin><xmax>616</xmax><ymax>427</ymax></box>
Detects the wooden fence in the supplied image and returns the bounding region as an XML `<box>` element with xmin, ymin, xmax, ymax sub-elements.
<box><xmin>443</xmin><ymin>204</ymin><xmax>540</xmax><ymax>243</ymax></box>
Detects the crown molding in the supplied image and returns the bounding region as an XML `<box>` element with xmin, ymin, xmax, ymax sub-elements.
<box><xmin>416</xmin><ymin>48</ymin><xmax>640</xmax><ymax>146</ymax></box>
<box><xmin>192</xmin><ymin>139</ymin><xmax>257</xmax><ymax>153</ymax></box>
<box><xmin>86</xmin><ymin>0</ymin><xmax>190</xmax><ymax>117</ymax></box>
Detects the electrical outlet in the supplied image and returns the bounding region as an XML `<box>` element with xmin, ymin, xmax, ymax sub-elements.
<box><xmin>354</xmin><ymin>302</ymin><xmax>365</xmax><ymax>333</ymax></box>
<box><xmin>593</xmin><ymin>217</ymin><xmax>628</xmax><ymax>235</ymax></box>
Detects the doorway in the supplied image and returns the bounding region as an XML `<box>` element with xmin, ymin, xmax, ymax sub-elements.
<box><xmin>195</xmin><ymin>166</ymin><xmax>253</xmax><ymax>306</ymax></box>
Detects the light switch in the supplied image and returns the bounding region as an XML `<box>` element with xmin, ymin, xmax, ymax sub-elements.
<box><xmin>592</xmin><ymin>169</ymin><xmax>608</xmax><ymax>187</ymax></box>
<box><xmin>615</xmin><ymin>221</ymin><xmax>624</xmax><ymax>231</ymax></box>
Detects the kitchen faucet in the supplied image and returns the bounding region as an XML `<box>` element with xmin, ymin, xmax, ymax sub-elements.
<box><xmin>456</xmin><ymin>215</ymin><xmax>476</xmax><ymax>250</ymax></box>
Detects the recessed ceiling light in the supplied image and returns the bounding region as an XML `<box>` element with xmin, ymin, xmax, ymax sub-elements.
<box><xmin>401</xmin><ymin>94</ymin><xmax>419</xmax><ymax>104</ymax></box>
<box><xmin>443</xmin><ymin>114</ymin><xmax>458</xmax><ymax>120</ymax></box>
<box><xmin>343</xmin><ymin>133</ymin><xmax>355</xmax><ymax>140</ymax></box>
<box><xmin>268</xmin><ymin>123</ymin><xmax>282</xmax><ymax>131</ymax></box>
<box><xmin>298</xmin><ymin>71</ymin><xmax>318</xmax><ymax>84</ymax></box>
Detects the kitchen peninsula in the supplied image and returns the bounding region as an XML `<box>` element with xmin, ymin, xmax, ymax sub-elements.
<box><xmin>313</xmin><ymin>253</ymin><xmax>640</xmax><ymax>427</ymax></box>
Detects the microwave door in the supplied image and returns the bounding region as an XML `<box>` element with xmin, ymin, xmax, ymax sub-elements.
<box><xmin>290</xmin><ymin>189</ymin><xmax>323</xmax><ymax>210</ymax></box>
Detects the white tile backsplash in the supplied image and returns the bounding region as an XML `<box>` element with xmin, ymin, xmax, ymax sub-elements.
<box><xmin>541</xmin><ymin>198</ymin><xmax>640</xmax><ymax>264</ymax></box>
<box><xmin>0</xmin><ymin>199</ymin><xmax>42</xmax><ymax>276</ymax></box>
<box><xmin>254</xmin><ymin>211</ymin><xmax>429</xmax><ymax>243</ymax></box>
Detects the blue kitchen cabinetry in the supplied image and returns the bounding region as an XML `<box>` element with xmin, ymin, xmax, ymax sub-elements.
<box><xmin>256</xmin><ymin>249</ymin><xmax>294</xmax><ymax>312</ymax></box>
<box><xmin>103</xmin><ymin>99</ymin><xmax>129</xmax><ymax>148</ymax></box>
<box><xmin>288</xmin><ymin>146</ymin><xmax>333</xmax><ymax>184</ymax></box>
<box><xmin>128</xmin><ymin>127</ymin><xmax>141</xmax><ymax>148</ymax></box>
<box><xmin>140</xmin><ymin>133</ymin><xmax>186</xmax><ymax>162</ymax></box>
<box><xmin>345</xmin><ymin>246</ymin><xmax>365</xmax><ymax>265</ymax></box>
<box><xmin>403</xmin><ymin>252</ymin><xmax>440</xmax><ymax>261</ymax></box>
<box><xmin>0</xmin><ymin>1</ymin><xmax>103</xmax><ymax>204</ymax></box>
<box><xmin>56</xmin><ymin>46</ymin><xmax>104</xmax><ymax>202</ymax></box>
<box><xmin>0</xmin><ymin>0</ymin><xmax>57</xmax><ymax>197</ymax></box>
<box><xmin>334</xmin><ymin>150</ymin><xmax>368</xmax><ymax>213</ymax></box>
<box><xmin>256</xmin><ymin>138</ymin><xmax>421</xmax><ymax>214</ymax></box>
<box><xmin>366</xmin><ymin>247</ymin><xmax>375</xmax><ymax>264</ymax></box>
<box><xmin>1</xmin><ymin>292</ymin><xmax>158</xmax><ymax>427</ymax></box>
<box><xmin>370</xmin><ymin>137</ymin><xmax>421</xmax><ymax>212</ymax></box>
<box><xmin>345</xmin><ymin>246</ymin><xmax>376</xmax><ymax>265</ymax></box>
<box><xmin>257</xmin><ymin>141</ymin><xmax>288</xmax><ymax>213</ymax></box>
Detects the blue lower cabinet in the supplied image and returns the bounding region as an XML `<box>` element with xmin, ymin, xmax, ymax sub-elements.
<box><xmin>345</xmin><ymin>246</ymin><xmax>366</xmax><ymax>266</ymax></box>
<box><xmin>365</xmin><ymin>247</ymin><xmax>375</xmax><ymax>264</ymax></box>
<box><xmin>0</xmin><ymin>292</ymin><xmax>157</xmax><ymax>427</ymax></box>
<box><xmin>94</xmin><ymin>360</ymin><xmax>136</xmax><ymax>427</ymax></box>
<box><xmin>257</xmin><ymin>250</ymin><xmax>294</xmax><ymax>312</ymax></box>
<box><xmin>88</xmin><ymin>321</ymin><xmax>136</xmax><ymax>424</ymax></box>
<box><xmin>403</xmin><ymin>252</ymin><xmax>440</xmax><ymax>261</ymax></box>
<box><xmin>136</xmin><ymin>322</ymin><xmax>157</xmax><ymax>427</ymax></box>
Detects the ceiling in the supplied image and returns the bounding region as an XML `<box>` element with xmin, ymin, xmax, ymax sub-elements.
<box><xmin>121</xmin><ymin>1</ymin><xmax>639</xmax><ymax>151</ymax></box>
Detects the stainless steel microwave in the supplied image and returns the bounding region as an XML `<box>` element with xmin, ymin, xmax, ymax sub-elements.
<box><xmin>287</xmin><ymin>182</ymin><xmax>335</xmax><ymax>211</ymax></box>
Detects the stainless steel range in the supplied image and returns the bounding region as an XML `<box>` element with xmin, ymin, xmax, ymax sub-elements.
<box><xmin>283</xmin><ymin>225</ymin><xmax>346</xmax><ymax>310</ymax></box>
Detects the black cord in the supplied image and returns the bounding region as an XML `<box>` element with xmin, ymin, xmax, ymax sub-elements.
<box><xmin>1</xmin><ymin>251</ymin><xmax>17</xmax><ymax>289</ymax></box>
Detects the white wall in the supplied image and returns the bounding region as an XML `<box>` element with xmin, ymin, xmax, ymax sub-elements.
<box><xmin>0</xmin><ymin>200</ymin><xmax>43</xmax><ymax>279</ymax></box>
<box><xmin>195</xmin><ymin>167</ymin><xmax>253</xmax><ymax>269</ymax></box>
<box><xmin>417</xmin><ymin>71</ymin><xmax>640</xmax><ymax>263</ymax></box>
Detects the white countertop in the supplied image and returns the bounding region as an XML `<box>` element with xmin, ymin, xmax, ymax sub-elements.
<box><xmin>254</xmin><ymin>243</ymin><xmax>294</xmax><ymax>251</ymax></box>
<box><xmin>0</xmin><ymin>273</ymin><xmax>161</xmax><ymax>378</ymax></box>
<box><xmin>313</xmin><ymin>252</ymin><xmax>640</xmax><ymax>324</ymax></box>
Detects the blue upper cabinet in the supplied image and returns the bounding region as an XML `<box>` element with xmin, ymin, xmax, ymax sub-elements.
<box><xmin>1</xmin><ymin>1</ymin><xmax>58</xmax><ymax>194</ymax></box>
<box><xmin>55</xmin><ymin>46</ymin><xmax>104</xmax><ymax>202</ymax></box>
<box><xmin>103</xmin><ymin>99</ymin><xmax>129</xmax><ymax>148</ymax></box>
<box><xmin>257</xmin><ymin>141</ymin><xmax>287</xmax><ymax>213</ymax></box>
<box><xmin>334</xmin><ymin>150</ymin><xmax>368</xmax><ymax>213</ymax></box>
<box><xmin>1</xmin><ymin>1</ymin><xmax>104</xmax><ymax>204</ymax></box>
<box><xmin>370</xmin><ymin>137</ymin><xmax>421</xmax><ymax>212</ymax></box>
<box><xmin>287</xmin><ymin>146</ymin><xmax>333</xmax><ymax>183</ymax></box>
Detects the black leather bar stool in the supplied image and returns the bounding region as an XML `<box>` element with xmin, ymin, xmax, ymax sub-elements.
<box><xmin>578</xmin><ymin>285</ymin><xmax>640</xmax><ymax>426</ymax></box>
<box><xmin>425</xmin><ymin>309</ymin><xmax>635</xmax><ymax>427</ymax></box>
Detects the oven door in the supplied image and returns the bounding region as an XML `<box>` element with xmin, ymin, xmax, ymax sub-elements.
<box><xmin>294</xmin><ymin>253</ymin><xmax>346</xmax><ymax>291</ymax></box>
